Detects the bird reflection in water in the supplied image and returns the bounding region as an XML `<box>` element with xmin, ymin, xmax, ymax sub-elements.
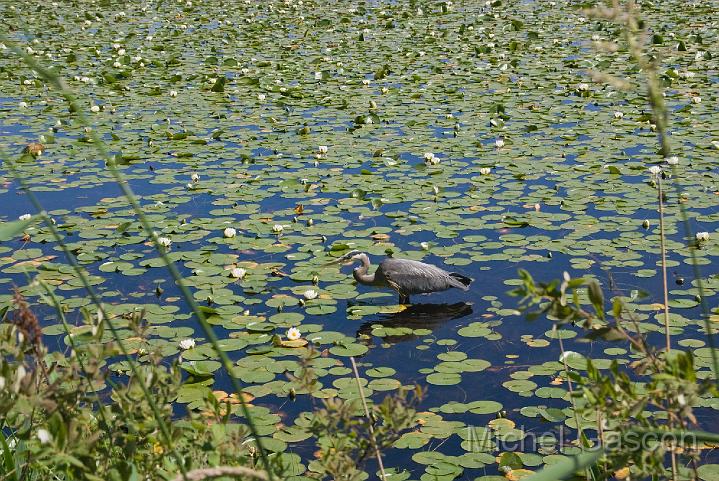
<box><xmin>357</xmin><ymin>302</ymin><xmax>473</xmax><ymax>345</ymax></box>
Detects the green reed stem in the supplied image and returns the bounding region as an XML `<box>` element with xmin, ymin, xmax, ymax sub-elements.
<box><xmin>622</xmin><ymin>1</ymin><xmax>719</xmax><ymax>383</ymax></box>
<box><xmin>35</xmin><ymin>278</ymin><xmax>111</xmax><ymax>430</ymax></box>
<box><xmin>656</xmin><ymin>177</ymin><xmax>671</xmax><ymax>353</ymax></box>
<box><xmin>4</xmin><ymin>38</ymin><xmax>274</xmax><ymax>478</ymax></box>
<box><xmin>2</xmin><ymin>154</ymin><xmax>190</xmax><ymax>481</ymax></box>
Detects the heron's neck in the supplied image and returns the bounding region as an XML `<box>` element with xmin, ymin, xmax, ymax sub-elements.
<box><xmin>352</xmin><ymin>254</ymin><xmax>375</xmax><ymax>285</ymax></box>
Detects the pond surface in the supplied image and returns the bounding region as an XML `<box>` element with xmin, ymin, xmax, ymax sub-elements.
<box><xmin>2</xmin><ymin>0</ymin><xmax>719</xmax><ymax>479</ymax></box>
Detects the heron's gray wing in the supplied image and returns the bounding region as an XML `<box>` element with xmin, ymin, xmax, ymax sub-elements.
<box><xmin>379</xmin><ymin>258</ymin><xmax>462</xmax><ymax>295</ymax></box>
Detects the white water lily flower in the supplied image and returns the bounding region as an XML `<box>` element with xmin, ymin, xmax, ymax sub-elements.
<box><xmin>495</xmin><ymin>138</ymin><xmax>505</xmax><ymax>149</ymax></box>
<box><xmin>157</xmin><ymin>237</ymin><xmax>172</xmax><ymax>247</ymax></box>
<box><xmin>691</xmin><ymin>96</ymin><xmax>701</xmax><ymax>104</ymax></box>
<box><xmin>677</xmin><ymin>393</ymin><xmax>686</xmax><ymax>406</ymax></box>
<box><xmin>223</xmin><ymin>227</ymin><xmax>237</xmax><ymax>238</ymax></box>
<box><xmin>37</xmin><ymin>429</ymin><xmax>52</xmax><ymax>445</ymax></box>
<box><xmin>318</xmin><ymin>145</ymin><xmax>328</xmax><ymax>154</ymax></box>
<box><xmin>19</xmin><ymin>214</ymin><xmax>32</xmax><ymax>220</ymax></box>
<box><xmin>420</xmin><ymin>241</ymin><xmax>430</xmax><ymax>250</ymax></box>
<box><xmin>19</xmin><ymin>101</ymin><xmax>28</xmax><ymax>109</ymax></box>
<box><xmin>423</xmin><ymin>152</ymin><xmax>434</xmax><ymax>161</ymax></box>
<box><xmin>577</xmin><ymin>83</ymin><xmax>590</xmax><ymax>91</ymax></box>
<box><xmin>696</xmin><ymin>232</ymin><xmax>710</xmax><ymax>242</ymax></box>
<box><xmin>381</xmin><ymin>87</ymin><xmax>389</xmax><ymax>94</ymax></box>
<box><xmin>230</xmin><ymin>267</ymin><xmax>246</xmax><ymax>279</ymax></box>
<box><xmin>169</xmin><ymin>90</ymin><xmax>178</xmax><ymax>97</ymax></box>
<box><xmin>257</xmin><ymin>93</ymin><xmax>266</xmax><ymax>101</ymax></box>
<box><xmin>303</xmin><ymin>289</ymin><xmax>318</xmax><ymax>300</ymax></box>
<box><xmin>613</xmin><ymin>111</ymin><xmax>623</xmax><ymax>119</ymax></box>
<box><xmin>361</xmin><ymin>79</ymin><xmax>371</xmax><ymax>86</ymax></box>
<box><xmin>286</xmin><ymin>327</ymin><xmax>301</xmax><ymax>341</ymax></box>
<box><xmin>90</xmin><ymin>105</ymin><xmax>100</xmax><ymax>113</ymax></box>
<box><xmin>178</xmin><ymin>338</ymin><xmax>195</xmax><ymax>350</ymax></box>
<box><xmin>272</xmin><ymin>224</ymin><xmax>284</xmax><ymax>233</ymax></box>
<box><xmin>559</xmin><ymin>351</ymin><xmax>581</xmax><ymax>362</ymax></box>
<box><xmin>648</xmin><ymin>165</ymin><xmax>662</xmax><ymax>176</ymax></box>
<box><xmin>190</xmin><ymin>172</ymin><xmax>200</xmax><ymax>182</ymax></box>
<box><xmin>479</xmin><ymin>167</ymin><xmax>491</xmax><ymax>175</ymax></box>
<box><xmin>666</xmin><ymin>156</ymin><xmax>679</xmax><ymax>165</ymax></box>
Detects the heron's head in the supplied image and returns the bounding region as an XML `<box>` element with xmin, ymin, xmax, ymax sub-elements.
<box><xmin>324</xmin><ymin>250</ymin><xmax>365</xmax><ymax>268</ymax></box>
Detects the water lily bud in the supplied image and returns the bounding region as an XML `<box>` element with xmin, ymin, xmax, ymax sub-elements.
<box><xmin>312</xmin><ymin>274</ymin><xmax>319</xmax><ymax>285</ymax></box>
<box><xmin>642</xmin><ymin>219</ymin><xmax>650</xmax><ymax>229</ymax></box>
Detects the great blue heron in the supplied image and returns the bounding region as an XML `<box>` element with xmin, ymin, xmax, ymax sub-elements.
<box><xmin>332</xmin><ymin>250</ymin><xmax>472</xmax><ymax>304</ymax></box>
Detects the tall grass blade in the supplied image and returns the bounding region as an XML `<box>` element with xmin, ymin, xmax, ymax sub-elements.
<box><xmin>3</xmin><ymin>37</ymin><xmax>274</xmax><ymax>479</ymax></box>
<box><xmin>521</xmin><ymin>448</ymin><xmax>605</xmax><ymax>481</ymax></box>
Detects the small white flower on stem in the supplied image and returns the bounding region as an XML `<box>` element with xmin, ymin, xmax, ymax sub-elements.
<box><xmin>648</xmin><ymin>165</ymin><xmax>662</xmax><ymax>176</ymax></box>
<box><xmin>157</xmin><ymin>237</ymin><xmax>172</xmax><ymax>247</ymax></box>
<box><xmin>479</xmin><ymin>167</ymin><xmax>491</xmax><ymax>175</ymax></box>
<box><xmin>179</xmin><ymin>339</ymin><xmax>195</xmax><ymax>350</ymax></box>
<box><xmin>272</xmin><ymin>224</ymin><xmax>284</xmax><ymax>234</ymax></box>
<box><xmin>303</xmin><ymin>289</ymin><xmax>318</xmax><ymax>300</ymax></box>
<box><xmin>37</xmin><ymin>429</ymin><xmax>52</xmax><ymax>445</ymax></box>
<box><xmin>696</xmin><ymin>232</ymin><xmax>710</xmax><ymax>242</ymax></box>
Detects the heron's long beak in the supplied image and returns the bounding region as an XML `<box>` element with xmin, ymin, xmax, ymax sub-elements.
<box><xmin>322</xmin><ymin>249</ymin><xmax>361</xmax><ymax>266</ymax></box>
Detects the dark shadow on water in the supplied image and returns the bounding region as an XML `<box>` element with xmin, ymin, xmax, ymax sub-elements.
<box><xmin>357</xmin><ymin>302</ymin><xmax>473</xmax><ymax>344</ymax></box>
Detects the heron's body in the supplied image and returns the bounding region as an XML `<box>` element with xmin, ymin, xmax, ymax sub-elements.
<box><xmin>347</xmin><ymin>252</ymin><xmax>472</xmax><ymax>304</ymax></box>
